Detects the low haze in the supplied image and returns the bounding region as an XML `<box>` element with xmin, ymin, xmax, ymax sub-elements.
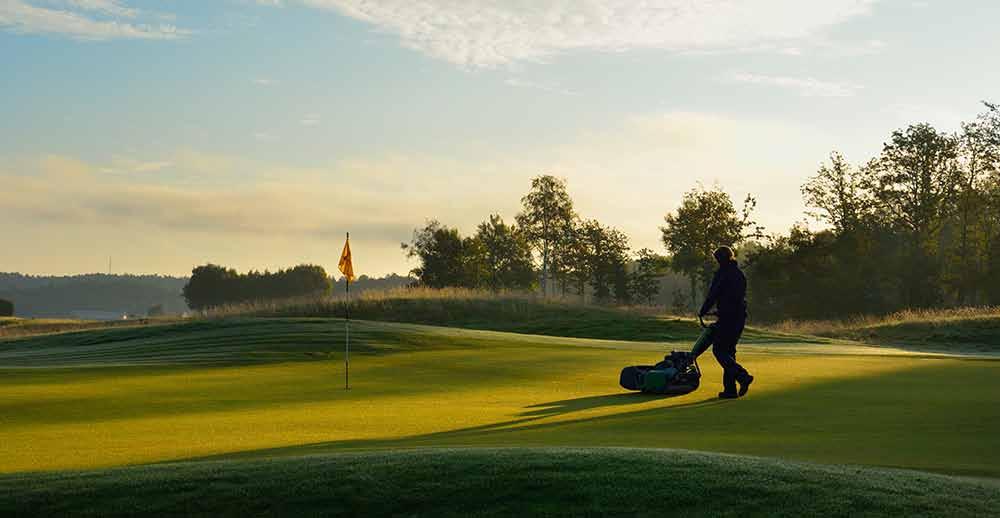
<box><xmin>2</xmin><ymin>0</ymin><xmax>997</xmax><ymax>276</ymax></box>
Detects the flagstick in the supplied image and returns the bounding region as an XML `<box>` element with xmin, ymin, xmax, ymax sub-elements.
<box><xmin>345</xmin><ymin>232</ymin><xmax>350</xmax><ymax>391</ymax></box>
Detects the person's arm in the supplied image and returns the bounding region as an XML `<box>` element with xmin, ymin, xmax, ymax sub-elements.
<box><xmin>699</xmin><ymin>269</ymin><xmax>724</xmax><ymax>316</ymax></box>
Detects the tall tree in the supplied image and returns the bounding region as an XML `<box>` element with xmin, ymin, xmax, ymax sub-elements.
<box><xmin>472</xmin><ymin>214</ymin><xmax>536</xmax><ymax>292</ymax></box>
<box><xmin>973</xmin><ymin>102</ymin><xmax>1000</xmax><ymax>303</ymax></box>
<box><xmin>403</xmin><ymin>220</ymin><xmax>468</xmax><ymax>288</ymax></box>
<box><xmin>630</xmin><ymin>248</ymin><xmax>669</xmax><ymax>305</ymax></box>
<box><xmin>516</xmin><ymin>175</ymin><xmax>576</xmax><ymax>297</ymax></box>
<box><xmin>182</xmin><ymin>264</ymin><xmax>238</xmax><ymax>311</ymax></box>
<box><xmin>870</xmin><ymin>124</ymin><xmax>960</xmax><ymax>306</ymax></box>
<box><xmin>801</xmin><ymin>151</ymin><xmax>872</xmax><ymax>234</ymax></box>
<box><xmin>660</xmin><ymin>186</ymin><xmax>760</xmax><ymax>307</ymax></box>
<box><xmin>577</xmin><ymin>219</ymin><xmax>631</xmax><ymax>303</ymax></box>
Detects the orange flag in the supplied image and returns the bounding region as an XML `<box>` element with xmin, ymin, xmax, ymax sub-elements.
<box><xmin>338</xmin><ymin>235</ymin><xmax>355</xmax><ymax>282</ymax></box>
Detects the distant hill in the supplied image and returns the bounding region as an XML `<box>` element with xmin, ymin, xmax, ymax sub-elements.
<box><xmin>0</xmin><ymin>272</ymin><xmax>416</xmax><ymax>319</ymax></box>
<box><xmin>0</xmin><ymin>273</ymin><xmax>189</xmax><ymax>318</ymax></box>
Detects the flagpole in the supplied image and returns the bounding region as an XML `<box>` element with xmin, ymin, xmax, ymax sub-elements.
<box><xmin>345</xmin><ymin>232</ymin><xmax>350</xmax><ymax>391</ymax></box>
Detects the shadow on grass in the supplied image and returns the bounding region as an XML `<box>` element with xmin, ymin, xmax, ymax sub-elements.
<box><xmin>520</xmin><ymin>392</ymin><xmax>717</xmax><ymax>418</ymax></box>
<box><xmin>185</xmin><ymin>360</ymin><xmax>1000</xmax><ymax>478</ymax></box>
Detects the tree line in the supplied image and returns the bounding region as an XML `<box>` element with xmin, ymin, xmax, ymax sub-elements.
<box><xmin>181</xmin><ymin>266</ymin><xmax>416</xmax><ymax>311</ymax></box>
<box><xmin>404</xmin><ymin>176</ymin><xmax>668</xmax><ymax>304</ymax></box>
<box><xmin>406</xmin><ymin>101</ymin><xmax>1000</xmax><ymax>320</ymax></box>
<box><xmin>745</xmin><ymin>102</ymin><xmax>1000</xmax><ymax>320</ymax></box>
<box><xmin>182</xmin><ymin>264</ymin><xmax>331</xmax><ymax>311</ymax></box>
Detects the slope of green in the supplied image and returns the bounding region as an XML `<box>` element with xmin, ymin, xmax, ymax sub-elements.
<box><xmin>2</xmin><ymin>448</ymin><xmax>997</xmax><ymax>518</ymax></box>
<box><xmin>1</xmin><ymin>318</ymin><xmax>997</xmax><ymax>478</ymax></box>
<box><xmin>828</xmin><ymin>316</ymin><xmax>1000</xmax><ymax>353</ymax></box>
<box><xmin>227</xmin><ymin>293</ymin><xmax>806</xmax><ymax>343</ymax></box>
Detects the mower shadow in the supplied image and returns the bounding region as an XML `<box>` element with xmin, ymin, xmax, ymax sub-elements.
<box><xmin>520</xmin><ymin>392</ymin><xmax>693</xmax><ymax>418</ymax></box>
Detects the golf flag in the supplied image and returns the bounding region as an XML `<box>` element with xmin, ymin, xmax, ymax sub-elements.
<box><xmin>339</xmin><ymin>232</ymin><xmax>353</xmax><ymax>390</ymax></box>
<box><xmin>338</xmin><ymin>235</ymin><xmax>354</xmax><ymax>282</ymax></box>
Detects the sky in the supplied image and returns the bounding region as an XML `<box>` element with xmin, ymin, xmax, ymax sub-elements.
<box><xmin>1</xmin><ymin>0</ymin><xmax>998</xmax><ymax>278</ymax></box>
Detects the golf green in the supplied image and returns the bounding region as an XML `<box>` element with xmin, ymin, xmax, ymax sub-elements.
<box><xmin>2</xmin><ymin>318</ymin><xmax>997</xmax><ymax>478</ymax></box>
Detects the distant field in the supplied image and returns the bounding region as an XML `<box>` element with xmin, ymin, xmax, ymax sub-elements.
<box><xmin>2</xmin><ymin>448</ymin><xmax>997</xmax><ymax>518</ymax></box>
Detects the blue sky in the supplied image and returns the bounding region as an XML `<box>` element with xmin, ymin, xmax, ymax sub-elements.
<box><xmin>2</xmin><ymin>0</ymin><xmax>998</xmax><ymax>277</ymax></box>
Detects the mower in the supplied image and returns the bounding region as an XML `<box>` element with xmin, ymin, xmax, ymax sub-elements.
<box><xmin>619</xmin><ymin>314</ymin><xmax>716</xmax><ymax>395</ymax></box>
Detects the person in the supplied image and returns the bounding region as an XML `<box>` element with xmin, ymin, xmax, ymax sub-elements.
<box><xmin>699</xmin><ymin>246</ymin><xmax>754</xmax><ymax>399</ymax></box>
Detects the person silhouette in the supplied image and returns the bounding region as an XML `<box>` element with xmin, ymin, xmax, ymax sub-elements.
<box><xmin>699</xmin><ymin>246</ymin><xmax>754</xmax><ymax>399</ymax></box>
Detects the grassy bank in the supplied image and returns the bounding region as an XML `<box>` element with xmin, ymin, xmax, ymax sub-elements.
<box><xmin>205</xmin><ymin>288</ymin><xmax>794</xmax><ymax>343</ymax></box>
<box><xmin>767</xmin><ymin>306</ymin><xmax>1000</xmax><ymax>353</ymax></box>
<box><xmin>1</xmin><ymin>448</ymin><xmax>996</xmax><ymax>517</ymax></box>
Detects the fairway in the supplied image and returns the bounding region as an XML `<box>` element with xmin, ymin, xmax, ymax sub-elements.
<box><xmin>2</xmin><ymin>318</ymin><xmax>998</xmax><ymax>479</ymax></box>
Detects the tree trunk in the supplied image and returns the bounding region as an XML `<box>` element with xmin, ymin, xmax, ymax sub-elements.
<box><xmin>542</xmin><ymin>245</ymin><xmax>549</xmax><ymax>298</ymax></box>
<box><xmin>689</xmin><ymin>276</ymin><xmax>698</xmax><ymax>312</ymax></box>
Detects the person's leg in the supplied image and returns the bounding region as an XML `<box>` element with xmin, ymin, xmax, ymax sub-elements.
<box><xmin>712</xmin><ymin>343</ymin><xmax>739</xmax><ymax>394</ymax></box>
<box><xmin>712</xmin><ymin>319</ymin><xmax>749</xmax><ymax>395</ymax></box>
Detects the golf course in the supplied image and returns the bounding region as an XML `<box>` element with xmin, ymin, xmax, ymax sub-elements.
<box><xmin>2</xmin><ymin>303</ymin><xmax>999</xmax><ymax>516</ymax></box>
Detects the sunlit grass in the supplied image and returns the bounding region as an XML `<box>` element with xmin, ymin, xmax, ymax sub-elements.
<box><xmin>1</xmin><ymin>318</ymin><xmax>997</xmax><ymax>477</ymax></box>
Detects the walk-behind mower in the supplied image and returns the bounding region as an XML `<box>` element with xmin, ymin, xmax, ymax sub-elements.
<box><xmin>619</xmin><ymin>314</ymin><xmax>716</xmax><ymax>395</ymax></box>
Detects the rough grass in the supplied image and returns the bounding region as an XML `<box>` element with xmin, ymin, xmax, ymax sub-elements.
<box><xmin>1</xmin><ymin>448</ymin><xmax>997</xmax><ymax>518</ymax></box>
<box><xmin>768</xmin><ymin>306</ymin><xmax>1000</xmax><ymax>352</ymax></box>
<box><xmin>204</xmin><ymin>288</ymin><xmax>792</xmax><ymax>344</ymax></box>
<box><xmin>1</xmin><ymin>318</ymin><xmax>997</xmax><ymax>477</ymax></box>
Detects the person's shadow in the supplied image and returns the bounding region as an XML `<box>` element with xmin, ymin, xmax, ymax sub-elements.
<box><xmin>520</xmin><ymin>392</ymin><xmax>718</xmax><ymax>419</ymax></box>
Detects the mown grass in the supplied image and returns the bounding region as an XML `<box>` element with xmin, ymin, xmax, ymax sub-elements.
<box><xmin>1</xmin><ymin>448</ymin><xmax>997</xmax><ymax>518</ymax></box>
<box><xmin>1</xmin><ymin>318</ymin><xmax>997</xmax><ymax>477</ymax></box>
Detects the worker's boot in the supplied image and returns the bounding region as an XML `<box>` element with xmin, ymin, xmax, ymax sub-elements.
<box><xmin>738</xmin><ymin>374</ymin><xmax>754</xmax><ymax>397</ymax></box>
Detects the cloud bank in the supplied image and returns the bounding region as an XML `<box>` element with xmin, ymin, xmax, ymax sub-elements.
<box><xmin>0</xmin><ymin>0</ymin><xmax>186</xmax><ymax>40</ymax></box>
<box><xmin>280</xmin><ymin>0</ymin><xmax>876</xmax><ymax>66</ymax></box>
<box><xmin>1</xmin><ymin>110</ymin><xmax>831</xmax><ymax>275</ymax></box>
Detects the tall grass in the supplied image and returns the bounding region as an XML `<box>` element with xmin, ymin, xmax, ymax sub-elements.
<box><xmin>767</xmin><ymin>306</ymin><xmax>1000</xmax><ymax>337</ymax></box>
<box><xmin>205</xmin><ymin>287</ymin><xmax>544</xmax><ymax>319</ymax></box>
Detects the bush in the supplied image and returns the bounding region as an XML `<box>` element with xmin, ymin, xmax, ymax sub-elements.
<box><xmin>0</xmin><ymin>298</ymin><xmax>13</xmax><ymax>317</ymax></box>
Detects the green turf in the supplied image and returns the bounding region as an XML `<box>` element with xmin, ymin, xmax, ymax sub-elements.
<box><xmin>1</xmin><ymin>448</ymin><xmax>997</xmax><ymax>517</ymax></box>
<box><xmin>0</xmin><ymin>318</ymin><xmax>1000</xmax><ymax>515</ymax></box>
<box><xmin>1</xmin><ymin>318</ymin><xmax>998</xmax><ymax>479</ymax></box>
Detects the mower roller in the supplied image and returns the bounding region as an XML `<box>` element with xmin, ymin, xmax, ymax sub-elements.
<box><xmin>619</xmin><ymin>314</ymin><xmax>716</xmax><ymax>395</ymax></box>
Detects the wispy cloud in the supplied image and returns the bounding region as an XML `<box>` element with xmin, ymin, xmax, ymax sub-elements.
<box><xmin>300</xmin><ymin>114</ymin><xmax>321</xmax><ymax>126</ymax></box>
<box><xmin>263</xmin><ymin>0</ymin><xmax>877</xmax><ymax>67</ymax></box>
<box><xmin>252</xmin><ymin>78</ymin><xmax>279</xmax><ymax>86</ymax></box>
<box><xmin>504</xmin><ymin>78</ymin><xmax>578</xmax><ymax>96</ymax></box>
<box><xmin>99</xmin><ymin>155</ymin><xmax>173</xmax><ymax>174</ymax></box>
<box><xmin>727</xmin><ymin>72</ymin><xmax>862</xmax><ymax>97</ymax></box>
<box><xmin>60</xmin><ymin>0</ymin><xmax>137</xmax><ymax>18</ymax></box>
<box><xmin>0</xmin><ymin>0</ymin><xmax>187</xmax><ymax>40</ymax></box>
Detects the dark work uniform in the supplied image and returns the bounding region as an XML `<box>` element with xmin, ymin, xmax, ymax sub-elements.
<box><xmin>699</xmin><ymin>259</ymin><xmax>750</xmax><ymax>394</ymax></box>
